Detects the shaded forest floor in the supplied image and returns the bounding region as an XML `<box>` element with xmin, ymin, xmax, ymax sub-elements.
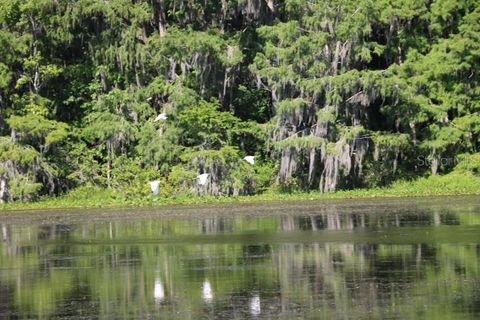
<box><xmin>1</xmin><ymin>172</ymin><xmax>479</xmax><ymax>212</ymax></box>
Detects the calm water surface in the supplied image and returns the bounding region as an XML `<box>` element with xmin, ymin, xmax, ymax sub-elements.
<box><xmin>1</xmin><ymin>196</ymin><xmax>480</xmax><ymax>319</ymax></box>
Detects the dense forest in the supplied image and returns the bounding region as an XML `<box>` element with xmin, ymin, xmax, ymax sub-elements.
<box><xmin>0</xmin><ymin>0</ymin><xmax>479</xmax><ymax>202</ymax></box>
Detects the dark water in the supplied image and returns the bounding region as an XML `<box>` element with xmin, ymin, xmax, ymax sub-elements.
<box><xmin>1</xmin><ymin>197</ymin><xmax>480</xmax><ymax>319</ymax></box>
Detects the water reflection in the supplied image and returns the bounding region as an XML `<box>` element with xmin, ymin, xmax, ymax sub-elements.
<box><xmin>250</xmin><ymin>294</ymin><xmax>261</xmax><ymax>316</ymax></box>
<box><xmin>280</xmin><ymin>209</ymin><xmax>463</xmax><ymax>231</ymax></box>
<box><xmin>0</xmin><ymin>197</ymin><xmax>479</xmax><ymax>319</ymax></box>
<box><xmin>2</xmin><ymin>224</ymin><xmax>7</xmax><ymax>242</ymax></box>
<box><xmin>154</xmin><ymin>278</ymin><xmax>165</xmax><ymax>303</ymax></box>
<box><xmin>202</xmin><ymin>279</ymin><xmax>213</xmax><ymax>303</ymax></box>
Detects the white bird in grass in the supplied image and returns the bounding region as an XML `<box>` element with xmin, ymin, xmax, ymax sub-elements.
<box><xmin>154</xmin><ymin>113</ymin><xmax>168</xmax><ymax>121</ymax></box>
<box><xmin>197</xmin><ymin>173</ymin><xmax>209</xmax><ymax>186</ymax></box>
<box><xmin>243</xmin><ymin>155</ymin><xmax>255</xmax><ymax>165</ymax></box>
<box><xmin>149</xmin><ymin>180</ymin><xmax>160</xmax><ymax>196</ymax></box>
<box><xmin>202</xmin><ymin>279</ymin><xmax>213</xmax><ymax>303</ymax></box>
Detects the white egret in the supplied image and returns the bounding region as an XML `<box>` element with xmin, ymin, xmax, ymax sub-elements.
<box><xmin>202</xmin><ymin>279</ymin><xmax>213</xmax><ymax>303</ymax></box>
<box><xmin>197</xmin><ymin>173</ymin><xmax>209</xmax><ymax>186</ymax></box>
<box><xmin>154</xmin><ymin>113</ymin><xmax>168</xmax><ymax>121</ymax></box>
<box><xmin>243</xmin><ymin>155</ymin><xmax>255</xmax><ymax>165</ymax></box>
<box><xmin>154</xmin><ymin>278</ymin><xmax>165</xmax><ymax>302</ymax></box>
<box><xmin>149</xmin><ymin>180</ymin><xmax>160</xmax><ymax>196</ymax></box>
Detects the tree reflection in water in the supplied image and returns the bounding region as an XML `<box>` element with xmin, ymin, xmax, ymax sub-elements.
<box><xmin>0</xmin><ymin>198</ymin><xmax>479</xmax><ymax>319</ymax></box>
<box><xmin>154</xmin><ymin>278</ymin><xmax>165</xmax><ymax>303</ymax></box>
<box><xmin>202</xmin><ymin>279</ymin><xmax>213</xmax><ymax>303</ymax></box>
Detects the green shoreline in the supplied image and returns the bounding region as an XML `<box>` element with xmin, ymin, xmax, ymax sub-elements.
<box><xmin>2</xmin><ymin>172</ymin><xmax>480</xmax><ymax>212</ymax></box>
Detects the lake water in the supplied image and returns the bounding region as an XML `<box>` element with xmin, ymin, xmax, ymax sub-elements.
<box><xmin>1</xmin><ymin>196</ymin><xmax>480</xmax><ymax>319</ymax></box>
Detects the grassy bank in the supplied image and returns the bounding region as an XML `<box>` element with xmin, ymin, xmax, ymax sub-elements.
<box><xmin>1</xmin><ymin>172</ymin><xmax>480</xmax><ymax>212</ymax></box>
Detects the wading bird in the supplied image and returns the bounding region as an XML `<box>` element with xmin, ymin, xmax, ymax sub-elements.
<box><xmin>149</xmin><ymin>180</ymin><xmax>160</xmax><ymax>195</ymax></box>
<box><xmin>244</xmin><ymin>156</ymin><xmax>255</xmax><ymax>165</ymax></box>
<box><xmin>197</xmin><ymin>173</ymin><xmax>209</xmax><ymax>186</ymax></box>
<box><xmin>154</xmin><ymin>113</ymin><xmax>168</xmax><ymax>121</ymax></box>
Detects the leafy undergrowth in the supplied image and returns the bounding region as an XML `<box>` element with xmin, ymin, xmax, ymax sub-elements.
<box><xmin>1</xmin><ymin>172</ymin><xmax>479</xmax><ymax>212</ymax></box>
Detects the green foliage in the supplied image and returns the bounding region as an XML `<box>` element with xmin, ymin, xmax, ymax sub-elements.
<box><xmin>8</xmin><ymin>114</ymin><xmax>69</xmax><ymax>150</ymax></box>
<box><xmin>316</xmin><ymin>107</ymin><xmax>336</xmax><ymax>123</ymax></box>
<box><xmin>452</xmin><ymin>153</ymin><xmax>480</xmax><ymax>175</ymax></box>
<box><xmin>230</xmin><ymin>120</ymin><xmax>268</xmax><ymax>155</ymax></box>
<box><xmin>232</xmin><ymin>85</ymin><xmax>271</xmax><ymax>123</ymax></box>
<box><xmin>110</xmin><ymin>156</ymin><xmax>159</xmax><ymax>198</ymax></box>
<box><xmin>177</xmin><ymin>100</ymin><xmax>239</xmax><ymax>148</ymax></box>
<box><xmin>373</xmin><ymin>133</ymin><xmax>411</xmax><ymax>155</ymax></box>
<box><xmin>66</xmin><ymin>141</ymin><xmax>105</xmax><ymax>186</ymax></box>
<box><xmin>252</xmin><ymin>160</ymin><xmax>277</xmax><ymax>192</ymax></box>
<box><xmin>166</xmin><ymin>165</ymin><xmax>197</xmax><ymax>195</ymax></box>
<box><xmin>0</xmin><ymin>137</ymin><xmax>39</xmax><ymax>165</ymax></box>
<box><xmin>276</xmin><ymin>98</ymin><xmax>308</xmax><ymax>115</ymax></box>
<box><xmin>274</xmin><ymin>136</ymin><xmax>325</xmax><ymax>150</ymax></box>
<box><xmin>0</xmin><ymin>0</ymin><xmax>478</xmax><ymax>202</ymax></box>
<box><xmin>7</xmin><ymin>174</ymin><xmax>42</xmax><ymax>201</ymax></box>
<box><xmin>389</xmin><ymin>171</ymin><xmax>480</xmax><ymax>196</ymax></box>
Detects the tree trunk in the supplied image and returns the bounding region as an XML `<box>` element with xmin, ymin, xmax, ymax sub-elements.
<box><xmin>107</xmin><ymin>142</ymin><xmax>112</xmax><ymax>187</ymax></box>
<box><xmin>158</xmin><ymin>0</ymin><xmax>167</xmax><ymax>37</ymax></box>
<box><xmin>0</xmin><ymin>177</ymin><xmax>6</xmax><ymax>203</ymax></box>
